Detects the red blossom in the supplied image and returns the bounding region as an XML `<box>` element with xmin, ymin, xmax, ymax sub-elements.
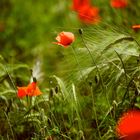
<box><xmin>53</xmin><ymin>31</ymin><xmax>75</xmax><ymax>48</ymax></box>
<box><xmin>71</xmin><ymin>0</ymin><xmax>100</xmax><ymax>24</ymax></box>
<box><xmin>78</xmin><ymin>5</ymin><xmax>100</xmax><ymax>24</ymax></box>
<box><xmin>72</xmin><ymin>0</ymin><xmax>90</xmax><ymax>11</ymax></box>
<box><xmin>132</xmin><ymin>25</ymin><xmax>140</xmax><ymax>29</ymax></box>
<box><xmin>116</xmin><ymin>109</ymin><xmax>140</xmax><ymax>139</ymax></box>
<box><xmin>110</xmin><ymin>0</ymin><xmax>128</xmax><ymax>8</ymax></box>
<box><xmin>17</xmin><ymin>87</ymin><xmax>28</xmax><ymax>98</ymax></box>
<box><xmin>17</xmin><ymin>82</ymin><xmax>42</xmax><ymax>98</ymax></box>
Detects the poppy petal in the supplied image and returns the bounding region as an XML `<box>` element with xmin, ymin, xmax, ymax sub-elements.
<box><xmin>116</xmin><ymin>109</ymin><xmax>140</xmax><ymax>138</ymax></box>
<box><xmin>53</xmin><ymin>31</ymin><xmax>75</xmax><ymax>47</ymax></box>
<box><xmin>72</xmin><ymin>0</ymin><xmax>90</xmax><ymax>11</ymax></box>
<box><xmin>132</xmin><ymin>25</ymin><xmax>140</xmax><ymax>29</ymax></box>
<box><xmin>17</xmin><ymin>87</ymin><xmax>27</xmax><ymax>98</ymax></box>
<box><xmin>78</xmin><ymin>5</ymin><xmax>100</xmax><ymax>24</ymax></box>
<box><xmin>110</xmin><ymin>0</ymin><xmax>128</xmax><ymax>8</ymax></box>
<box><xmin>17</xmin><ymin>81</ymin><xmax>42</xmax><ymax>98</ymax></box>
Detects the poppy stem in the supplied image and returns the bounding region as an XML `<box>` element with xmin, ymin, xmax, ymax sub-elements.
<box><xmin>90</xmin><ymin>85</ymin><xmax>102</xmax><ymax>139</ymax></box>
<box><xmin>71</xmin><ymin>45</ymin><xmax>85</xmax><ymax>80</ymax></box>
<box><xmin>79</xmin><ymin>29</ymin><xmax>113</xmax><ymax>121</ymax></box>
<box><xmin>115</xmin><ymin>50</ymin><xmax>127</xmax><ymax>84</ymax></box>
<box><xmin>78</xmin><ymin>29</ymin><xmax>105</xmax><ymax>90</ymax></box>
<box><xmin>4</xmin><ymin>111</ymin><xmax>16</xmax><ymax>140</ymax></box>
<box><xmin>71</xmin><ymin>45</ymin><xmax>86</xmax><ymax>130</ymax></box>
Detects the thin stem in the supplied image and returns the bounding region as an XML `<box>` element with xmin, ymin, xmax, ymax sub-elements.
<box><xmin>133</xmin><ymin>38</ymin><xmax>140</xmax><ymax>48</ymax></box>
<box><xmin>79</xmin><ymin>29</ymin><xmax>113</xmax><ymax>121</ymax></box>
<box><xmin>90</xmin><ymin>85</ymin><xmax>102</xmax><ymax>139</ymax></box>
<box><xmin>71</xmin><ymin>45</ymin><xmax>84</xmax><ymax>80</ymax></box>
<box><xmin>71</xmin><ymin>45</ymin><xmax>85</xmax><ymax>130</ymax></box>
<box><xmin>79</xmin><ymin>30</ymin><xmax>104</xmax><ymax>90</ymax></box>
<box><xmin>0</xmin><ymin>56</ymin><xmax>17</xmax><ymax>93</ymax></box>
<box><xmin>3</xmin><ymin>65</ymin><xmax>17</xmax><ymax>92</ymax></box>
<box><xmin>115</xmin><ymin>50</ymin><xmax>127</xmax><ymax>85</ymax></box>
<box><xmin>115</xmin><ymin>50</ymin><xmax>131</xmax><ymax>107</ymax></box>
<box><xmin>59</xmin><ymin>132</ymin><xmax>72</xmax><ymax>140</ymax></box>
<box><xmin>102</xmin><ymin>36</ymin><xmax>134</xmax><ymax>53</ymax></box>
<box><xmin>4</xmin><ymin>111</ymin><xmax>15</xmax><ymax>140</ymax></box>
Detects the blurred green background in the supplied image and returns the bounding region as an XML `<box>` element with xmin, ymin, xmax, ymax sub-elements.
<box><xmin>1</xmin><ymin>0</ymin><xmax>140</xmax><ymax>80</ymax></box>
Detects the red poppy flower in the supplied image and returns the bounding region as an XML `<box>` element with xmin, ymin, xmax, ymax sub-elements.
<box><xmin>116</xmin><ymin>109</ymin><xmax>140</xmax><ymax>139</ymax></box>
<box><xmin>72</xmin><ymin>0</ymin><xmax>90</xmax><ymax>11</ymax></box>
<box><xmin>78</xmin><ymin>5</ymin><xmax>100</xmax><ymax>24</ymax></box>
<box><xmin>17</xmin><ymin>87</ymin><xmax>28</xmax><ymax>98</ymax></box>
<box><xmin>53</xmin><ymin>31</ymin><xmax>75</xmax><ymax>48</ymax></box>
<box><xmin>110</xmin><ymin>0</ymin><xmax>128</xmax><ymax>8</ymax></box>
<box><xmin>71</xmin><ymin>0</ymin><xmax>100</xmax><ymax>24</ymax></box>
<box><xmin>132</xmin><ymin>25</ymin><xmax>140</xmax><ymax>29</ymax></box>
<box><xmin>17</xmin><ymin>82</ymin><xmax>42</xmax><ymax>98</ymax></box>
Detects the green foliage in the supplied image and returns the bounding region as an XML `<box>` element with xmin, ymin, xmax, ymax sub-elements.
<box><xmin>1</xmin><ymin>0</ymin><xmax>140</xmax><ymax>139</ymax></box>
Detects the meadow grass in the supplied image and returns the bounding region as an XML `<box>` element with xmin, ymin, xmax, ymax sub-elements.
<box><xmin>0</xmin><ymin>0</ymin><xmax>140</xmax><ymax>139</ymax></box>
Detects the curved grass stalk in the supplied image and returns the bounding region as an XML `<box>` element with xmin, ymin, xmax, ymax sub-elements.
<box><xmin>0</xmin><ymin>55</ymin><xmax>17</xmax><ymax>93</ymax></box>
<box><xmin>4</xmin><ymin>111</ymin><xmax>15</xmax><ymax>140</ymax></box>
<box><xmin>90</xmin><ymin>85</ymin><xmax>102</xmax><ymax>139</ymax></box>
<box><xmin>71</xmin><ymin>83</ymin><xmax>84</xmax><ymax>130</ymax></box>
<box><xmin>71</xmin><ymin>45</ymin><xmax>88</xmax><ymax>130</ymax></box>
<box><xmin>115</xmin><ymin>51</ymin><xmax>127</xmax><ymax>85</ymax></box>
<box><xmin>59</xmin><ymin>132</ymin><xmax>72</xmax><ymax>140</ymax></box>
<box><xmin>78</xmin><ymin>29</ymin><xmax>113</xmax><ymax>129</ymax></box>
<box><xmin>133</xmin><ymin>38</ymin><xmax>140</xmax><ymax>48</ymax></box>
<box><xmin>114</xmin><ymin>50</ymin><xmax>140</xmax><ymax>108</ymax></box>
<box><xmin>78</xmin><ymin>29</ymin><xmax>105</xmax><ymax>91</ymax></box>
<box><xmin>101</xmin><ymin>35</ymin><xmax>140</xmax><ymax>57</ymax></box>
<box><xmin>114</xmin><ymin>50</ymin><xmax>132</xmax><ymax>107</ymax></box>
<box><xmin>102</xmin><ymin>36</ymin><xmax>134</xmax><ymax>53</ymax></box>
<box><xmin>98</xmin><ymin>106</ymin><xmax>113</xmax><ymax>129</ymax></box>
<box><xmin>71</xmin><ymin>45</ymin><xmax>85</xmax><ymax>80</ymax></box>
<box><xmin>119</xmin><ymin>75</ymin><xmax>138</xmax><ymax>107</ymax></box>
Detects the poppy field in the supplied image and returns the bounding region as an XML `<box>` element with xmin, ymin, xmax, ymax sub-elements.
<box><xmin>1</xmin><ymin>0</ymin><xmax>140</xmax><ymax>139</ymax></box>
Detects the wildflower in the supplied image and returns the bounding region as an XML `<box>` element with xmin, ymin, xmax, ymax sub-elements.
<box><xmin>72</xmin><ymin>0</ymin><xmax>90</xmax><ymax>11</ymax></box>
<box><xmin>78</xmin><ymin>5</ymin><xmax>100</xmax><ymax>24</ymax></box>
<box><xmin>116</xmin><ymin>109</ymin><xmax>140</xmax><ymax>139</ymax></box>
<box><xmin>110</xmin><ymin>0</ymin><xmax>128</xmax><ymax>8</ymax></box>
<box><xmin>53</xmin><ymin>31</ymin><xmax>75</xmax><ymax>48</ymax></box>
<box><xmin>17</xmin><ymin>86</ymin><xmax>28</xmax><ymax>98</ymax></box>
<box><xmin>132</xmin><ymin>25</ymin><xmax>140</xmax><ymax>29</ymax></box>
<box><xmin>17</xmin><ymin>81</ymin><xmax>42</xmax><ymax>98</ymax></box>
<box><xmin>71</xmin><ymin>0</ymin><xmax>100</xmax><ymax>24</ymax></box>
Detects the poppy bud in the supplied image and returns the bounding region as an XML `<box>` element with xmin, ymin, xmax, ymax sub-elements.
<box><xmin>53</xmin><ymin>31</ymin><xmax>75</xmax><ymax>48</ymax></box>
